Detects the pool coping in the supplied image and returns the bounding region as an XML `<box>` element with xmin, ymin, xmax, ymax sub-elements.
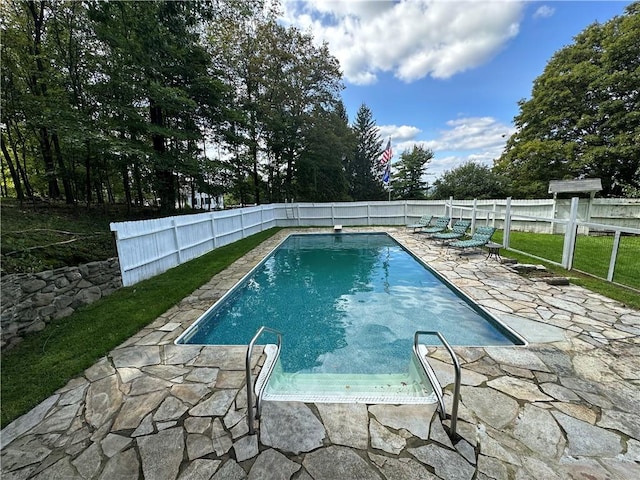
<box><xmin>2</xmin><ymin>226</ymin><xmax>638</xmax><ymax>479</ymax></box>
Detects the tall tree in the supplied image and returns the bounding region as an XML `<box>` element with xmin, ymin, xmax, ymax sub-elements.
<box><xmin>495</xmin><ymin>3</ymin><xmax>640</xmax><ymax>197</ymax></box>
<box><xmin>391</xmin><ymin>145</ymin><xmax>433</xmax><ymax>200</ymax></box>
<box><xmin>295</xmin><ymin>102</ymin><xmax>353</xmax><ymax>201</ymax></box>
<box><xmin>347</xmin><ymin>104</ymin><xmax>385</xmax><ymax>201</ymax></box>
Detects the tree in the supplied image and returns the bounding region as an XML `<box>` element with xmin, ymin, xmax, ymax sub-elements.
<box><xmin>295</xmin><ymin>102</ymin><xmax>353</xmax><ymax>201</ymax></box>
<box><xmin>346</xmin><ymin>104</ymin><xmax>385</xmax><ymax>201</ymax></box>
<box><xmin>391</xmin><ymin>145</ymin><xmax>433</xmax><ymax>200</ymax></box>
<box><xmin>432</xmin><ymin>162</ymin><xmax>509</xmax><ymax>200</ymax></box>
<box><xmin>495</xmin><ymin>3</ymin><xmax>640</xmax><ymax>197</ymax></box>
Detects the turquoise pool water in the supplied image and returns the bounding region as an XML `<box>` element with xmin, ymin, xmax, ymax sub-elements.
<box><xmin>177</xmin><ymin>233</ymin><xmax>523</xmax><ymax>378</ymax></box>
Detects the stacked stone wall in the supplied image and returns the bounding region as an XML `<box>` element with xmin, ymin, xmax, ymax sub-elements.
<box><xmin>1</xmin><ymin>258</ymin><xmax>122</xmax><ymax>349</ymax></box>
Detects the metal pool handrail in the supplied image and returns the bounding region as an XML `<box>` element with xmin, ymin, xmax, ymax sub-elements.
<box><xmin>413</xmin><ymin>331</ymin><xmax>461</xmax><ymax>440</ymax></box>
<box><xmin>245</xmin><ymin>326</ymin><xmax>282</xmax><ymax>435</ymax></box>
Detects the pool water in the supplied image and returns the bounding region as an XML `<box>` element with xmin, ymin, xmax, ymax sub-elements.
<box><xmin>177</xmin><ymin>233</ymin><xmax>522</xmax><ymax>380</ymax></box>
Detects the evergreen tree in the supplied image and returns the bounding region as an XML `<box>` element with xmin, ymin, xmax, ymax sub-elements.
<box><xmin>347</xmin><ymin>104</ymin><xmax>385</xmax><ymax>201</ymax></box>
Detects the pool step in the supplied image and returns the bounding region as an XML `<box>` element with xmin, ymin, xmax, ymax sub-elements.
<box><xmin>263</xmin><ymin>370</ymin><xmax>436</xmax><ymax>404</ymax></box>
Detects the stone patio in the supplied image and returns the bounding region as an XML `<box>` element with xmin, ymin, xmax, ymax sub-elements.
<box><xmin>2</xmin><ymin>227</ymin><xmax>639</xmax><ymax>479</ymax></box>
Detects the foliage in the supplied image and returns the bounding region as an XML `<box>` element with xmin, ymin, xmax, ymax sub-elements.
<box><xmin>1</xmin><ymin>0</ymin><xmax>345</xmax><ymax>209</ymax></box>
<box><xmin>0</xmin><ymin>227</ymin><xmax>280</xmax><ymax>428</ymax></box>
<box><xmin>346</xmin><ymin>104</ymin><xmax>386</xmax><ymax>200</ymax></box>
<box><xmin>495</xmin><ymin>3</ymin><xmax>640</xmax><ymax>198</ymax></box>
<box><xmin>391</xmin><ymin>145</ymin><xmax>433</xmax><ymax>200</ymax></box>
<box><xmin>431</xmin><ymin>162</ymin><xmax>509</xmax><ymax>200</ymax></box>
<box><xmin>295</xmin><ymin>102</ymin><xmax>353</xmax><ymax>201</ymax></box>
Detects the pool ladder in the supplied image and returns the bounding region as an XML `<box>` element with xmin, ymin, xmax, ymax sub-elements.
<box><xmin>413</xmin><ymin>331</ymin><xmax>462</xmax><ymax>440</ymax></box>
<box><xmin>245</xmin><ymin>326</ymin><xmax>282</xmax><ymax>435</ymax></box>
<box><xmin>244</xmin><ymin>327</ymin><xmax>461</xmax><ymax>440</ymax></box>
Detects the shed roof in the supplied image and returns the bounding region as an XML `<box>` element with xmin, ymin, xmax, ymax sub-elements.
<box><xmin>548</xmin><ymin>179</ymin><xmax>602</xmax><ymax>194</ymax></box>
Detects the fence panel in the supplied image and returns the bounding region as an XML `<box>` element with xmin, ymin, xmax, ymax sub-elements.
<box><xmin>112</xmin><ymin>198</ymin><xmax>639</xmax><ymax>287</ymax></box>
<box><xmin>572</xmin><ymin>223</ymin><xmax>640</xmax><ymax>290</ymax></box>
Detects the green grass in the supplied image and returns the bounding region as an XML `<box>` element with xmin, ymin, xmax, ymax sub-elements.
<box><xmin>1</xmin><ymin>227</ymin><xmax>281</xmax><ymax>428</ymax></box>
<box><xmin>492</xmin><ymin>230</ymin><xmax>640</xmax><ymax>309</ymax></box>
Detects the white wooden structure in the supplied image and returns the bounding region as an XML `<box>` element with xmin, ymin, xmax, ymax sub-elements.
<box><xmin>110</xmin><ymin>198</ymin><xmax>640</xmax><ymax>287</ymax></box>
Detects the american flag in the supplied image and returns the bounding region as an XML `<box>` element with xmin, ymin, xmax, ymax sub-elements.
<box><xmin>380</xmin><ymin>139</ymin><xmax>392</xmax><ymax>164</ymax></box>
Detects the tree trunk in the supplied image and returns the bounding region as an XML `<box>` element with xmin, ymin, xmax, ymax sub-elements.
<box><xmin>122</xmin><ymin>164</ymin><xmax>132</xmax><ymax>214</ymax></box>
<box><xmin>133</xmin><ymin>162</ymin><xmax>144</xmax><ymax>206</ymax></box>
<box><xmin>150</xmin><ymin>101</ymin><xmax>174</xmax><ymax>212</ymax></box>
<box><xmin>1</xmin><ymin>134</ymin><xmax>24</xmax><ymax>200</ymax></box>
<box><xmin>38</xmin><ymin>127</ymin><xmax>61</xmax><ymax>198</ymax></box>
<box><xmin>7</xmin><ymin>121</ymin><xmax>34</xmax><ymax>197</ymax></box>
<box><xmin>52</xmin><ymin>132</ymin><xmax>74</xmax><ymax>203</ymax></box>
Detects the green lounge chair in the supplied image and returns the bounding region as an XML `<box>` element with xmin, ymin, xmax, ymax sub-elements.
<box><xmin>448</xmin><ymin>226</ymin><xmax>497</xmax><ymax>252</ymax></box>
<box><xmin>417</xmin><ymin>217</ymin><xmax>450</xmax><ymax>237</ymax></box>
<box><xmin>406</xmin><ymin>215</ymin><xmax>433</xmax><ymax>233</ymax></box>
<box><xmin>431</xmin><ymin>219</ymin><xmax>471</xmax><ymax>244</ymax></box>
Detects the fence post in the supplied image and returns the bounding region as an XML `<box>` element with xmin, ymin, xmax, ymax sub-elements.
<box><xmin>471</xmin><ymin>198</ymin><xmax>477</xmax><ymax>232</ymax></box>
<box><xmin>210</xmin><ymin>213</ymin><xmax>217</xmax><ymax>248</ymax></box>
<box><xmin>607</xmin><ymin>230</ymin><xmax>621</xmax><ymax>282</ymax></box>
<box><xmin>331</xmin><ymin>204</ymin><xmax>335</xmax><ymax>225</ymax></box>
<box><xmin>503</xmin><ymin>197</ymin><xmax>512</xmax><ymax>248</ymax></box>
<box><xmin>172</xmin><ymin>218</ymin><xmax>183</xmax><ymax>264</ymax></box>
<box><xmin>492</xmin><ymin>201</ymin><xmax>497</xmax><ymax>228</ymax></box>
<box><xmin>561</xmin><ymin>197</ymin><xmax>579</xmax><ymax>269</ymax></box>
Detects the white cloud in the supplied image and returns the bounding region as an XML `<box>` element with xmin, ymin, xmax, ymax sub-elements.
<box><xmin>378</xmin><ymin>125</ymin><xmax>422</xmax><ymax>142</ymax></box>
<box><xmin>281</xmin><ymin>0</ymin><xmax>524</xmax><ymax>84</ymax></box>
<box><xmin>533</xmin><ymin>5</ymin><xmax>555</xmax><ymax>19</ymax></box>
<box><xmin>381</xmin><ymin>116</ymin><xmax>514</xmax><ymax>178</ymax></box>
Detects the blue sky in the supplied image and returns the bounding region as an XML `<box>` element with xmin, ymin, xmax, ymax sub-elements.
<box><xmin>280</xmin><ymin>0</ymin><xmax>633</xmax><ymax>180</ymax></box>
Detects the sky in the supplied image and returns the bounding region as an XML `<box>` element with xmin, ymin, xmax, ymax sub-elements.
<box><xmin>279</xmin><ymin>0</ymin><xmax>633</xmax><ymax>181</ymax></box>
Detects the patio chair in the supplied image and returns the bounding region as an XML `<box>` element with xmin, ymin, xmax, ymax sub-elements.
<box><xmin>406</xmin><ymin>215</ymin><xmax>433</xmax><ymax>233</ymax></box>
<box><xmin>416</xmin><ymin>217</ymin><xmax>450</xmax><ymax>237</ymax></box>
<box><xmin>431</xmin><ymin>219</ymin><xmax>471</xmax><ymax>244</ymax></box>
<box><xmin>448</xmin><ymin>226</ymin><xmax>497</xmax><ymax>252</ymax></box>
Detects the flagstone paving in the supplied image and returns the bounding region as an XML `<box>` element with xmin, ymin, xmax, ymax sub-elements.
<box><xmin>2</xmin><ymin>227</ymin><xmax>639</xmax><ymax>479</ymax></box>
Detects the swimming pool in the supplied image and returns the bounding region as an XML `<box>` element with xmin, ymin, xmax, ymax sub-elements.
<box><xmin>176</xmin><ymin>233</ymin><xmax>524</xmax><ymax>401</ymax></box>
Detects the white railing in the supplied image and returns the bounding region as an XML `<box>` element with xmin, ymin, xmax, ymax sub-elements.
<box><xmin>111</xmin><ymin>199</ymin><xmax>639</xmax><ymax>287</ymax></box>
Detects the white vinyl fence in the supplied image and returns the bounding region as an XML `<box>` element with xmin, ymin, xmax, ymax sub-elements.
<box><xmin>111</xmin><ymin>198</ymin><xmax>640</xmax><ymax>287</ymax></box>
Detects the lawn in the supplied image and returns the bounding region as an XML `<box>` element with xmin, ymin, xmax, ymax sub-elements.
<box><xmin>1</xmin><ymin>227</ymin><xmax>281</xmax><ymax>428</ymax></box>
<box><xmin>492</xmin><ymin>230</ymin><xmax>640</xmax><ymax>291</ymax></box>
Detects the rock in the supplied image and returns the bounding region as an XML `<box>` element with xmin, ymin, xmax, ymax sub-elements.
<box><xmin>487</xmin><ymin>376</ymin><xmax>553</xmax><ymax>402</ymax></box>
<box><xmin>248</xmin><ymin>449</ymin><xmax>301</xmax><ymax>480</ymax></box>
<box><xmin>513</xmin><ymin>405</ymin><xmax>565</xmax><ymax>459</ymax></box>
<box><xmin>189</xmin><ymin>389</ymin><xmax>236</xmax><ymax>417</ymax></box>
<box><xmin>369</xmin><ymin>418</ymin><xmax>405</xmax><ymax>455</ymax></box>
<box><xmin>233</xmin><ymin>434</ymin><xmax>258</xmax><ymax>462</ymax></box>
<box><xmin>369</xmin><ymin>404</ymin><xmax>436</xmax><ymax>440</ymax></box>
<box><xmin>178</xmin><ymin>459</ymin><xmax>222</xmax><ymax>480</ymax></box>
<box><xmin>85</xmin><ymin>376</ymin><xmax>122</xmax><ymax>429</ymax></box>
<box><xmin>98</xmin><ymin>447</ymin><xmax>139</xmax><ymax>480</ymax></box>
<box><xmin>21</xmin><ymin>279</ymin><xmax>47</xmax><ymax>294</ymax></box>
<box><xmin>552</xmin><ymin>411</ymin><xmax>623</xmax><ymax>456</ymax></box>
<box><xmin>461</xmin><ymin>386</ymin><xmax>519</xmax><ymax>429</ymax></box>
<box><xmin>316</xmin><ymin>403</ymin><xmax>369</xmax><ymax>449</ymax></box>
<box><xmin>212</xmin><ymin>460</ymin><xmax>247</xmax><ymax>480</ymax></box>
<box><xmin>369</xmin><ymin>453</ymin><xmax>438</xmax><ymax>480</ymax></box>
<box><xmin>303</xmin><ymin>446</ymin><xmax>382</xmax><ymax>480</ymax></box>
<box><xmin>138</xmin><ymin>427</ymin><xmax>184</xmax><ymax>480</ymax></box>
<box><xmin>409</xmin><ymin>444</ymin><xmax>475</xmax><ymax>480</ymax></box>
<box><xmin>260</xmin><ymin>402</ymin><xmax>325</xmax><ymax>454</ymax></box>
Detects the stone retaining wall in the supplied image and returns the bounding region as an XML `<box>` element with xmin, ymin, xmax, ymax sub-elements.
<box><xmin>1</xmin><ymin>258</ymin><xmax>122</xmax><ymax>349</ymax></box>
